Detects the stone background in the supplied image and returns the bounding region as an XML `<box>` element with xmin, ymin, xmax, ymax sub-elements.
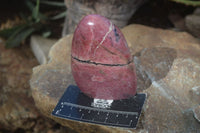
<box><xmin>0</xmin><ymin>0</ymin><xmax>200</xmax><ymax>133</ymax></box>
<box><xmin>30</xmin><ymin>24</ymin><xmax>200</xmax><ymax>133</ymax></box>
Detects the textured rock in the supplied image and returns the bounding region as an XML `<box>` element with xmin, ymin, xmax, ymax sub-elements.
<box><xmin>193</xmin><ymin>105</ymin><xmax>200</xmax><ymax>122</ymax></box>
<box><xmin>123</xmin><ymin>25</ymin><xmax>200</xmax><ymax>132</ymax></box>
<box><xmin>62</xmin><ymin>0</ymin><xmax>146</xmax><ymax>35</ymax></box>
<box><xmin>168</xmin><ymin>13</ymin><xmax>185</xmax><ymax>31</ymax></box>
<box><xmin>133</xmin><ymin>47</ymin><xmax>177</xmax><ymax>91</ymax></box>
<box><xmin>71</xmin><ymin>15</ymin><xmax>137</xmax><ymax>100</ymax></box>
<box><xmin>185</xmin><ymin>8</ymin><xmax>200</xmax><ymax>38</ymax></box>
<box><xmin>189</xmin><ymin>85</ymin><xmax>200</xmax><ymax>103</ymax></box>
<box><xmin>142</xmin><ymin>58</ymin><xmax>200</xmax><ymax>132</ymax></box>
<box><xmin>30</xmin><ymin>35</ymin><xmax>57</xmax><ymax>64</ymax></box>
<box><xmin>0</xmin><ymin>41</ymin><xmax>39</xmax><ymax>130</ymax></box>
<box><xmin>194</xmin><ymin>8</ymin><xmax>200</xmax><ymax>15</ymax></box>
<box><xmin>0</xmin><ymin>39</ymin><xmax>72</xmax><ymax>133</ymax></box>
<box><xmin>30</xmin><ymin>24</ymin><xmax>200</xmax><ymax>133</ymax></box>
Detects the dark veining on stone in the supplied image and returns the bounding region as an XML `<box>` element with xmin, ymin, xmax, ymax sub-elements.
<box><xmin>72</xmin><ymin>55</ymin><xmax>131</xmax><ymax>66</ymax></box>
<box><xmin>114</xmin><ymin>27</ymin><xmax>120</xmax><ymax>42</ymax></box>
<box><xmin>101</xmin><ymin>45</ymin><xmax>117</xmax><ymax>55</ymax></box>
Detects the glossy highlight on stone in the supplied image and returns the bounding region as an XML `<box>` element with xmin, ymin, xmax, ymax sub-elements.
<box><xmin>71</xmin><ymin>14</ymin><xmax>137</xmax><ymax>100</ymax></box>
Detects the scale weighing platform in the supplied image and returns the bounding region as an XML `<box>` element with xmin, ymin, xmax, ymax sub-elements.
<box><xmin>52</xmin><ymin>85</ymin><xmax>146</xmax><ymax>129</ymax></box>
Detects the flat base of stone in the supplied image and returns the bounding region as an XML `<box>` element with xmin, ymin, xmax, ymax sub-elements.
<box><xmin>52</xmin><ymin>85</ymin><xmax>146</xmax><ymax>129</ymax></box>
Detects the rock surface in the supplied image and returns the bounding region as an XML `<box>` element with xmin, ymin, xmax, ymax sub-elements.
<box><xmin>193</xmin><ymin>105</ymin><xmax>200</xmax><ymax>122</ymax></box>
<box><xmin>30</xmin><ymin>24</ymin><xmax>200</xmax><ymax>133</ymax></box>
<box><xmin>0</xmin><ymin>39</ymin><xmax>72</xmax><ymax>133</ymax></box>
<box><xmin>185</xmin><ymin>8</ymin><xmax>200</xmax><ymax>38</ymax></box>
<box><xmin>30</xmin><ymin>35</ymin><xmax>57</xmax><ymax>64</ymax></box>
<box><xmin>62</xmin><ymin>0</ymin><xmax>146</xmax><ymax>35</ymax></box>
<box><xmin>0</xmin><ymin>41</ymin><xmax>39</xmax><ymax>131</ymax></box>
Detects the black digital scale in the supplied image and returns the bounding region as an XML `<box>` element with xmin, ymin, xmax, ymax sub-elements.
<box><xmin>52</xmin><ymin>85</ymin><xmax>146</xmax><ymax>129</ymax></box>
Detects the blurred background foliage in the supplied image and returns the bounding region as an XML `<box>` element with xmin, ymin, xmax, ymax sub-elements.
<box><xmin>0</xmin><ymin>0</ymin><xmax>66</xmax><ymax>48</ymax></box>
<box><xmin>171</xmin><ymin>0</ymin><xmax>200</xmax><ymax>6</ymax></box>
<box><xmin>0</xmin><ymin>0</ymin><xmax>199</xmax><ymax>48</ymax></box>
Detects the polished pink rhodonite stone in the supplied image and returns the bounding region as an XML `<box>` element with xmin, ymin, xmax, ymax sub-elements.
<box><xmin>71</xmin><ymin>14</ymin><xmax>137</xmax><ymax>100</ymax></box>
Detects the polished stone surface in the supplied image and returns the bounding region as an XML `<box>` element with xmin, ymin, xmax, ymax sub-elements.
<box><xmin>71</xmin><ymin>15</ymin><xmax>137</xmax><ymax>100</ymax></box>
<box><xmin>72</xmin><ymin>14</ymin><xmax>131</xmax><ymax>64</ymax></box>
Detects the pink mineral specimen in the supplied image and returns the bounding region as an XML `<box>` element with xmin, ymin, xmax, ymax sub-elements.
<box><xmin>71</xmin><ymin>14</ymin><xmax>137</xmax><ymax>100</ymax></box>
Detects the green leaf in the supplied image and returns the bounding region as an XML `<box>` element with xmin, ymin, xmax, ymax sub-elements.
<box><xmin>5</xmin><ymin>27</ymin><xmax>36</xmax><ymax>48</ymax></box>
<box><xmin>25</xmin><ymin>0</ymin><xmax>47</xmax><ymax>21</ymax></box>
<box><xmin>0</xmin><ymin>25</ymin><xmax>24</xmax><ymax>38</ymax></box>
<box><xmin>19</xmin><ymin>13</ymin><xmax>30</xmax><ymax>23</ymax></box>
<box><xmin>37</xmin><ymin>13</ymin><xmax>48</xmax><ymax>21</ymax></box>
<box><xmin>171</xmin><ymin>0</ymin><xmax>200</xmax><ymax>6</ymax></box>
<box><xmin>25</xmin><ymin>0</ymin><xmax>35</xmax><ymax>12</ymax></box>
<box><xmin>51</xmin><ymin>11</ymin><xmax>66</xmax><ymax>20</ymax></box>
<box><xmin>32</xmin><ymin>0</ymin><xmax>40</xmax><ymax>21</ymax></box>
<box><xmin>40</xmin><ymin>0</ymin><xmax>65</xmax><ymax>7</ymax></box>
